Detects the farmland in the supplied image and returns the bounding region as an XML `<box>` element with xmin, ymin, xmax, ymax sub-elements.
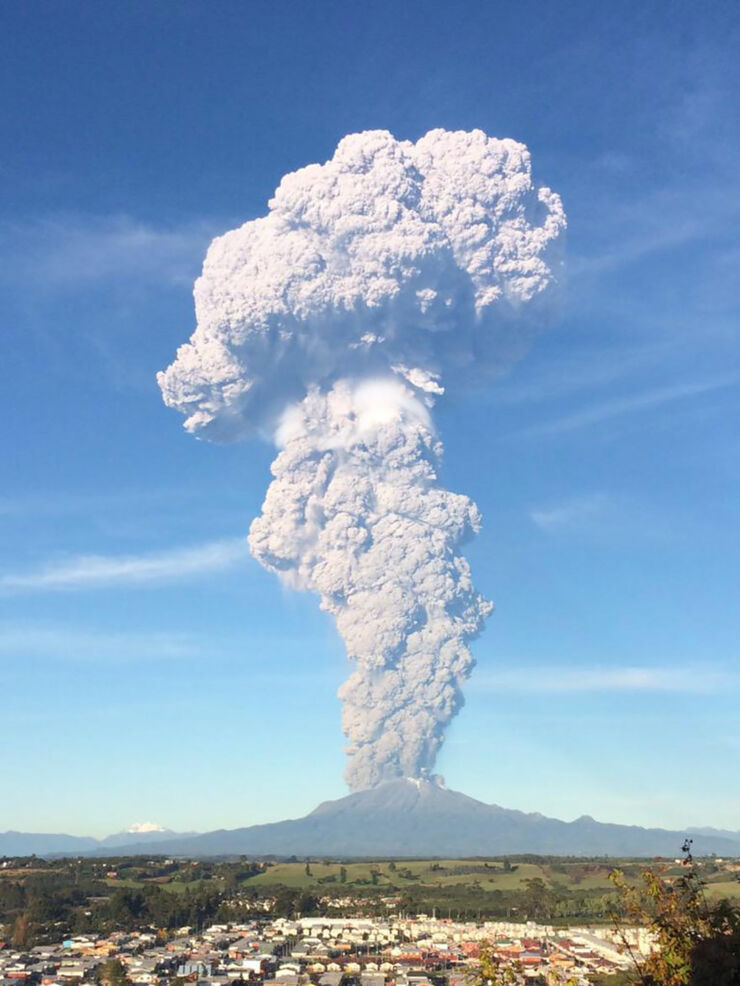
<box><xmin>1</xmin><ymin>853</ymin><xmax>738</xmax><ymax>942</ymax></box>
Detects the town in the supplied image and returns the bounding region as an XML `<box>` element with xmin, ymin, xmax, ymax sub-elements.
<box><xmin>1</xmin><ymin>910</ymin><xmax>649</xmax><ymax>986</ymax></box>
<box><xmin>3</xmin><ymin>853</ymin><xmax>739</xmax><ymax>986</ymax></box>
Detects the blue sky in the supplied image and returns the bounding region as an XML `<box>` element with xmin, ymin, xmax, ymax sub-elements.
<box><xmin>2</xmin><ymin>0</ymin><xmax>739</xmax><ymax>837</ymax></box>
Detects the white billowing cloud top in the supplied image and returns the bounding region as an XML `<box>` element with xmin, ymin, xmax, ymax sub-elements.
<box><xmin>159</xmin><ymin>129</ymin><xmax>566</xmax><ymax>791</ymax></box>
<box><xmin>158</xmin><ymin>129</ymin><xmax>565</xmax><ymax>440</ymax></box>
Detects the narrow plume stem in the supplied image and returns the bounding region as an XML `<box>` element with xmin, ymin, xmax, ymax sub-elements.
<box><xmin>249</xmin><ymin>380</ymin><xmax>491</xmax><ymax>789</ymax></box>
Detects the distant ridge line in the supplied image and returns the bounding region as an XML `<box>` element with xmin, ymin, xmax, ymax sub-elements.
<box><xmin>4</xmin><ymin>779</ymin><xmax>739</xmax><ymax>859</ymax></box>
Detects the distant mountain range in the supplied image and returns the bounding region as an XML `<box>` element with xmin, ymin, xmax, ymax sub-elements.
<box><xmin>3</xmin><ymin>779</ymin><xmax>739</xmax><ymax>859</ymax></box>
<box><xmin>0</xmin><ymin>826</ymin><xmax>196</xmax><ymax>857</ymax></box>
<box><xmin>688</xmin><ymin>826</ymin><xmax>740</xmax><ymax>843</ymax></box>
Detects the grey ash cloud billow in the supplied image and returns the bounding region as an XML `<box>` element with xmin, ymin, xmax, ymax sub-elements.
<box><xmin>249</xmin><ymin>380</ymin><xmax>490</xmax><ymax>788</ymax></box>
<box><xmin>158</xmin><ymin>129</ymin><xmax>566</xmax><ymax>791</ymax></box>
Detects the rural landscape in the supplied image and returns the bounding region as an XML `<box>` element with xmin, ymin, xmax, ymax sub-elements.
<box><xmin>2</xmin><ymin>848</ymin><xmax>740</xmax><ymax>984</ymax></box>
<box><xmin>3</xmin><ymin>853</ymin><xmax>740</xmax><ymax>937</ymax></box>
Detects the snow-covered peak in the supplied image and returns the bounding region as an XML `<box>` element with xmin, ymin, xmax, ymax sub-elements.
<box><xmin>126</xmin><ymin>821</ymin><xmax>166</xmax><ymax>834</ymax></box>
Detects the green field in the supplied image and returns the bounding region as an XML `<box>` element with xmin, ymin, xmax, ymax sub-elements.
<box><xmin>704</xmin><ymin>880</ymin><xmax>740</xmax><ymax>900</ymax></box>
<box><xmin>247</xmin><ymin>859</ymin><xmax>550</xmax><ymax>891</ymax></box>
<box><xmin>103</xmin><ymin>877</ymin><xmax>208</xmax><ymax>894</ymax></box>
<box><xmin>94</xmin><ymin>858</ymin><xmax>740</xmax><ymax>901</ymax></box>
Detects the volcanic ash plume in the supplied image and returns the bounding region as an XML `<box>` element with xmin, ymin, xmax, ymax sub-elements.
<box><xmin>158</xmin><ymin>129</ymin><xmax>566</xmax><ymax>789</ymax></box>
<box><xmin>249</xmin><ymin>379</ymin><xmax>491</xmax><ymax>789</ymax></box>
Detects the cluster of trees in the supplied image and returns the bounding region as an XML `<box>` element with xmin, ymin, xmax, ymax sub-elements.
<box><xmin>426</xmin><ymin>862</ymin><xmax>518</xmax><ymax>876</ymax></box>
<box><xmin>1</xmin><ymin>867</ymin><xmax>106</xmax><ymax>943</ymax></box>
<box><xmin>0</xmin><ymin>856</ymin><xmax>276</xmax><ymax>943</ymax></box>
<box><xmin>101</xmin><ymin>885</ymin><xmax>226</xmax><ymax>930</ymax></box>
<box><xmin>96</xmin><ymin>960</ymin><xmax>132</xmax><ymax>986</ymax></box>
<box><xmin>1</xmin><ymin>879</ymin><xmax>255</xmax><ymax>944</ymax></box>
<box><xmin>270</xmin><ymin>889</ymin><xmax>320</xmax><ymax>917</ymax></box>
<box><xmin>341</xmin><ymin>876</ymin><xmax>618</xmax><ymax>923</ymax></box>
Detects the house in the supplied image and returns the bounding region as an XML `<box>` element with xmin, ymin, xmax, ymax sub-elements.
<box><xmin>360</xmin><ymin>973</ymin><xmax>384</xmax><ymax>986</ymax></box>
<box><xmin>177</xmin><ymin>961</ymin><xmax>213</xmax><ymax>978</ymax></box>
<box><xmin>318</xmin><ymin>973</ymin><xmax>342</xmax><ymax>986</ymax></box>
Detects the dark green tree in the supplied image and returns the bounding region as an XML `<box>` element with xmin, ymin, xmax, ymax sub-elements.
<box><xmin>97</xmin><ymin>960</ymin><xmax>132</xmax><ymax>986</ymax></box>
<box><xmin>296</xmin><ymin>892</ymin><xmax>318</xmax><ymax>915</ymax></box>
<box><xmin>520</xmin><ymin>877</ymin><xmax>555</xmax><ymax>922</ymax></box>
<box><xmin>272</xmin><ymin>889</ymin><xmax>298</xmax><ymax>918</ymax></box>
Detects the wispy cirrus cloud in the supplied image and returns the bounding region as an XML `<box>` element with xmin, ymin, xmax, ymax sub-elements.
<box><xmin>515</xmin><ymin>375</ymin><xmax>738</xmax><ymax>439</ymax></box>
<box><xmin>0</xmin><ymin>623</ymin><xmax>336</xmax><ymax>667</ymax></box>
<box><xmin>491</xmin><ymin>340</ymin><xmax>676</xmax><ymax>408</ymax></box>
<box><xmin>475</xmin><ymin>666</ymin><xmax>739</xmax><ymax>694</ymax></box>
<box><xmin>530</xmin><ymin>493</ymin><xmax>613</xmax><ymax>534</ymax></box>
<box><xmin>569</xmin><ymin>214</ymin><xmax>701</xmax><ymax>279</ymax></box>
<box><xmin>0</xmin><ymin>213</ymin><xmax>223</xmax><ymax>290</ymax></box>
<box><xmin>0</xmin><ymin>486</ymin><xmax>189</xmax><ymax>518</ymax></box>
<box><xmin>0</xmin><ymin>624</ymin><xmax>202</xmax><ymax>663</ymax></box>
<box><xmin>528</xmin><ymin>490</ymin><xmax>685</xmax><ymax>545</ymax></box>
<box><xmin>0</xmin><ymin>537</ymin><xmax>248</xmax><ymax>591</ymax></box>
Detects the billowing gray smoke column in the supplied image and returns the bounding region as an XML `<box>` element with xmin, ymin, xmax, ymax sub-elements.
<box><xmin>249</xmin><ymin>379</ymin><xmax>491</xmax><ymax>789</ymax></box>
<box><xmin>158</xmin><ymin>129</ymin><xmax>566</xmax><ymax>790</ymax></box>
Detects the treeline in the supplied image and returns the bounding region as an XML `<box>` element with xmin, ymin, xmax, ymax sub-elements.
<box><xmin>340</xmin><ymin>878</ymin><xmax>621</xmax><ymax>924</ymax></box>
<box><xmin>96</xmin><ymin>886</ymin><xmax>228</xmax><ymax>930</ymax></box>
<box><xmin>0</xmin><ymin>860</ymin><xmax>265</xmax><ymax>945</ymax></box>
<box><xmin>2</xmin><ymin>884</ymin><xmax>271</xmax><ymax>945</ymax></box>
<box><xmin>0</xmin><ymin>868</ymin><xmax>107</xmax><ymax>935</ymax></box>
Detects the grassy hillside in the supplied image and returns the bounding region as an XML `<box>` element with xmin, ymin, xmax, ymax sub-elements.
<box><xmin>248</xmin><ymin>859</ymin><xmax>548</xmax><ymax>890</ymax></box>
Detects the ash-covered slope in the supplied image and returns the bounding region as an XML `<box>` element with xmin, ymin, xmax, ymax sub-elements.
<box><xmin>92</xmin><ymin>779</ymin><xmax>740</xmax><ymax>858</ymax></box>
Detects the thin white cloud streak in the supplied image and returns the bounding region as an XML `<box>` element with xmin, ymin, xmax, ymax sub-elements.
<box><xmin>569</xmin><ymin>219</ymin><xmax>701</xmax><ymax>278</ymax></box>
<box><xmin>515</xmin><ymin>376</ymin><xmax>739</xmax><ymax>439</ymax></box>
<box><xmin>491</xmin><ymin>341</ymin><xmax>678</xmax><ymax>408</ymax></box>
<box><xmin>0</xmin><ymin>486</ymin><xmax>189</xmax><ymax>518</ymax></box>
<box><xmin>528</xmin><ymin>491</ymin><xmax>683</xmax><ymax>545</ymax></box>
<box><xmin>530</xmin><ymin>493</ymin><xmax>612</xmax><ymax>533</ymax></box>
<box><xmin>569</xmin><ymin>144</ymin><xmax>740</xmax><ymax>285</ymax></box>
<box><xmin>0</xmin><ymin>538</ymin><xmax>248</xmax><ymax>591</ymax></box>
<box><xmin>0</xmin><ymin>625</ymin><xmax>202</xmax><ymax>663</ymax></box>
<box><xmin>0</xmin><ymin>214</ymin><xmax>222</xmax><ymax>289</ymax></box>
<box><xmin>475</xmin><ymin>666</ymin><xmax>739</xmax><ymax>694</ymax></box>
<box><xmin>0</xmin><ymin>624</ymin><xmax>338</xmax><ymax>666</ymax></box>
